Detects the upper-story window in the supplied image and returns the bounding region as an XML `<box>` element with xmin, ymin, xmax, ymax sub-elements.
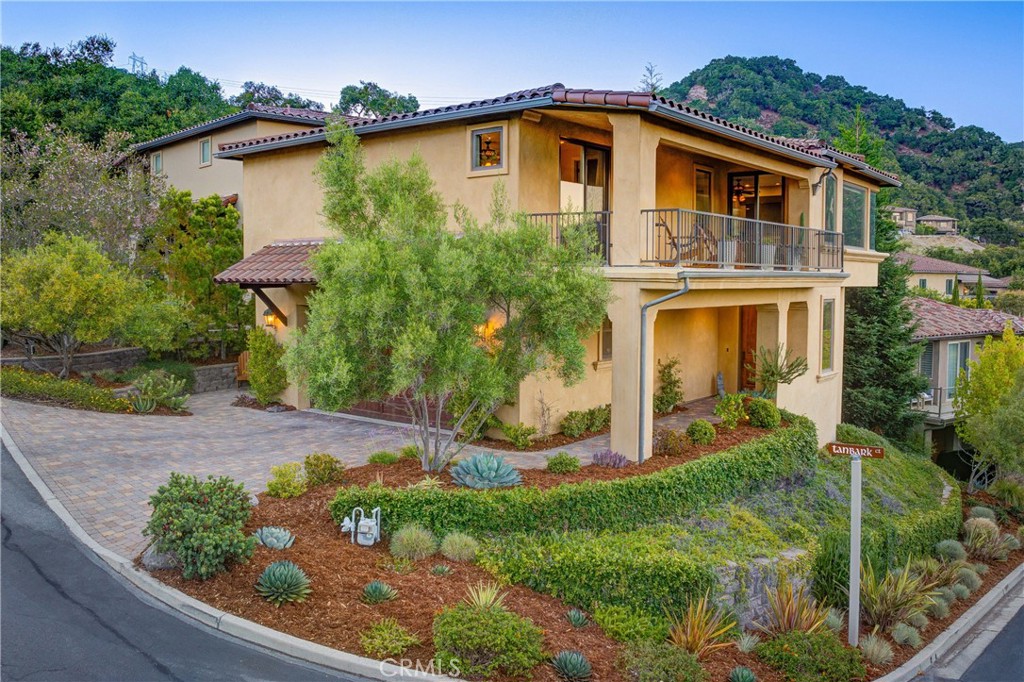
<box><xmin>469</xmin><ymin>125</ymin><xmax>504</xmax><ymax>173</ymax></box>
<box><xmin>842</xmin><ymin>182</ymin><xmax>867</xmax><ymax>248</ymax></box>
<box><xmin>824</xmin><ymin>174</ymin><xmax>837</xmax><ymax>232</ymax></box>
<box><xmin>152</xmin><ymin>152</ymin><xmax>163</xmax><ymax>175</ymax></box>
<box><xmin>199</xmin><ymin>137</ymin><xmax>212</xmax><ymax>167</ymax></box>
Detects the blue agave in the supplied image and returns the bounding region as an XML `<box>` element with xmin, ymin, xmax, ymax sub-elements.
<box><xmin>450</xmin><ymin>453</ymin><xmax>522</xmax><ymax>489</ymax></box>
<box><xmin>254</xmin><ymin>526</ymin><xmax>295</xmax><ymax>550</ymax></box>
<box><xmin>551</xmin><ymin>650</ymin><xmax>592</xmax><ymax>681</ymax></box>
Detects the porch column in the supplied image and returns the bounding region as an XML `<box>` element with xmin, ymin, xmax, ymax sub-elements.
<box><xmin>608</xmin><ymin>285</ymin><xmax>656</xmax><ymax>462</ymax></box>
<box><xmin>609</xmin><ymin>114</ymin><xmax>657</xmax><ymax>266</ymax></box>
<box><xmin>755</xmin><ymin>302</ymin><xmax>789</xmax><ymax>395</ymax></box>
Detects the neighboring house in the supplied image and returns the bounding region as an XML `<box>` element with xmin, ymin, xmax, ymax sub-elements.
<box><xmin>907</xmin><ymin>296</ymin><xmax>1024</xmax><ymax>463</ymax></box>
<box><xmin>210</xmin><ymin>83</ymin><xmax>899</xmax><ymax>460</ymax></box>
<box><xmin>896</xmin><ymin>252</ymin><xmax>1003</xmax><ymax>299</ymax></box>
<box><xmin>884</xmin><ymin>205</ymin><xmax>917</xmax><ymax>231</ymax></box>
<box><xmin>133</xmin><ymin>104</ymin><xmax>355</xmax><ymax>218</ymax></box>
<box><xmin>917</xmin><ymin>214</ymin><xmax>959</xmax><ymax>235</ymax></box>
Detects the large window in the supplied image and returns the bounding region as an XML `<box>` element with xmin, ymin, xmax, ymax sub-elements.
<box><xmin>824</xmin><ymin>174</ymin><xmax>837</xmax><ymax>232</ymax></box>
<box><xmin>947</xmin><ymin>341</ymin><xmax>970</xmax><ymax>394</ymax></box>
<box><xmin>843</xmin><ymin>183</ymin><xmax>867</xmax><ymax>248</ymax></box>
<box><xmin>821</xmin><ymin>298</ymin><xmax>835</xmax><ymax>372</ymax></box>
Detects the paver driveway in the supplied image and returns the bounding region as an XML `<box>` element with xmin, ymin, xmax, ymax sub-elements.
<box><xmin>1</xmin><ymin>390</ymin><xmax>717</xmax><ymax>560</ymax></box>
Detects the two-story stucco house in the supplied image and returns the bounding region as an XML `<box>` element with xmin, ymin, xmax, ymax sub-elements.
<box><xmin>917</xmin><ymin>214</ymin><xmax>959</xmax><ymax>235</ymax></box>
<box><xmin>207</xmin><ymin>83</ymin><xmax>900</xmax><ymax>461</ymax></box>
<box><xmin>884</xmin><ymin>205</ymin><xmax>918</xmax><ymax>233</ymax></box>
<box><xmin>897</xmin><ymin>252</ymin><xmax>1007</xmax><ymax>299</ymax></box>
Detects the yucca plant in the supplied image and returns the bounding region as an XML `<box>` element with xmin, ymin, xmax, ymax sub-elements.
<box><xmin>755</xmin><ymin>581</ymin><xmax>829</xmax><ymax>635</ymax></box>
<box><xmin>464</xmin><ymin>581</ymin><xmax>507</xmax><ymax>611</ymax></box>
<box><xmin>910</xmin><ymin>556</ymin><xmax>967</xmax><ymax>588</ymax></box>
<box><xmin>450</xmin><ymin>453</ymin><xmax>522</xmax><ymax>489</ymax></box>
<box><xmin>550</xmin><ymin>650</ymin><xmax>592</xmax><ymax>682</ymax></box>
<box><xmin>666</xmin><ymin>591</ymin><xmax>736</xmax><ymax>660</ymax></box>
<box><xmin>860</xmin><ymin>559</ymin><xmax>938</xmax><ymax>632</ymax></box>
<box><xmin>253</xmin><ymin>526</ymin><xmax>295</xmax><ymax>550</ymax></box>
<box><xmin>362</xmin><ymin>579</ymin><xmax>398</xmax><ymax>604</ymax></box>
<box><xmin>729</xmin><ymin>666</ymin><xmax>757</xmax><ymax>682</ymax></box>
<box><xmin>566</xmin><ymin>608</ymin><xmax>589</xmax><ymax>628</ymax></box>
<box><xmin>255</xmin><ymin>560</ymin><xmax>311</xmax><ymax>606</ymax></box>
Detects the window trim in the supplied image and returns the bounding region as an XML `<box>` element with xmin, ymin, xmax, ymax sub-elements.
<box><xmin>820</xmin><ymin>298</ymin><xmax>836</xmax><ymax>374</ymax></box>
<box><xmin>918</xmin><ymin>278</ymin><xmax>928</xmax><ymax>289</ymax></box>
<box><xmin>467</xmin><ymin>123</ymin><xmax>508</xmax><ymax>177</ymax></box>
<box><xmin>199</xmin><ymin>137</ymin><xmax>212</xmax><ymax>167</ymax></box>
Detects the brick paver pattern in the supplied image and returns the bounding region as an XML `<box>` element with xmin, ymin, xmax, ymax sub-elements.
<box><xmin>1</xmin><ymin>391</ymin><xmax>717</xmax><ymax>560</ymax></box>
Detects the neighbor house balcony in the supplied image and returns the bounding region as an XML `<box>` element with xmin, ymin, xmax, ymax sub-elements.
<box><xmin>910</xmin><ymin>385</ymin><xmax>958</xmax><ymax>424</ymax></box>
<box><xmin>640</xmin><ymin>208</ymin><xmax>844</xmax><ymax>271</ymax></box>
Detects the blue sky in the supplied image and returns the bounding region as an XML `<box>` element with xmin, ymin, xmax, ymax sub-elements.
<box><xmin>3</xmin><ymin>2</ymin><xmax>1022</xmax><ymax>141</ymax></box>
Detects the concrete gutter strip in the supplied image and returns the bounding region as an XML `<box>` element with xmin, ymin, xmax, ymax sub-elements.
<box><xmin>0</xmin><ymin>425</ymin><xmax>455</xmax><ymax>682</ymax></box>
<box><xmin>873</xmin><ymin>561</ymin><xmax>1024</xmax><ymax>682</ymax></box>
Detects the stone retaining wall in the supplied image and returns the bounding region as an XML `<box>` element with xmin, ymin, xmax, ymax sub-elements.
<box><xmin>716</xmin><ymin>549</ymin><xmax>809</xmax><ymax>629</ymax></box>
<box><xmin>193</xmin><ymin>363</ymin><xmax>238</xmax><ymax>394</ymax></box>
<box><xmin>1</xmin><ymin>347</ymin><xmax>147</xmax><ymax>374</ymax></box>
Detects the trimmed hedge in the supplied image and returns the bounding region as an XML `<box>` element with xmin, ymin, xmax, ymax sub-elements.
<box><xmin>1</xmin><ymin>366</ymin><xmax>132</xmax><ymax>413</ymax></box>
<box><xmin>329</xmin><ymin>415</ymin><xmax>818</xmax><ymax>537</ymax></box>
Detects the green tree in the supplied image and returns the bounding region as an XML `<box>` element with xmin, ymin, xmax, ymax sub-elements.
<box><xmin>834</xmin><ymin>105</ymin><xmax>887</xmax><ymax>168</ymax></box>
<box><xmin>0</xmin><ymin>234</ymin><xmax>180</xmax><ymax>377</ymax></box>
<box><xmin>964</xmin><ymin>217</ymin><xmax>1021</xmax><ymax>246</ymax></box>
<box><xmin>951</xmin><ymin>277</ymin><xmax>961</xmax><ymax>305</ymax></box>
<box><xmin>955</xmin><ymin>325</ymin><xmax>1024</xmax><ymax>488</ymax></box>
<box><xmin>335</xmin><ymin>81</ymin><xmax>418</xmax><ymax>119</ymax></box>
<box><xmin>287</xmin><ymin>126</ymin><xmax>609</xmax><ymax>471</ymax></box>
<box><xmin>993</xmin><ymin>292</ymin><xmax>1024</xmax><ymax>316</ymax></box>
<box><xmin>964</xmin><ymin>368</ymin><xmax>1024</xmax><ymax>482</ymax></box>
<box><xmin>247</xmin><ymin>328</ymin><xmax>288</xmax><ymax>405</ymax></box>
<box><xmin>974</xmin><ymin>273</ymin><xmax>986</xmax><ymax>307</ymax></box>
<box><xmin>639</xmin><ymin>62</ymin><xmax>663</xmax><ymax>94</ymax></box>
<box><xmin>138</xmin><ymin>190</ymin><xmax>247</xmax><ymax>358</ymax></box>
<box><xmin>228</xmin><ymin>81</ymin><xmax>324</xmax><ymax>110</ymax></box>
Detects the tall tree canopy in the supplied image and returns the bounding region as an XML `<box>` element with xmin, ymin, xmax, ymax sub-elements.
<box><xmin>227</xmin><ymin>81</ymin><xmax>324</xmax><ymax>111</ymax></box>
<box><xmin>335</xmin><ymin>81</ymin><xmax>419</xmax><ymax>119</ymax></box>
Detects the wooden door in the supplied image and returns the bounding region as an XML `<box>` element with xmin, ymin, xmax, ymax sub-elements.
<box><xmin>740</xmin><ymin>306</ymin><xmax>758</xmax><ymax>390</ymax></box>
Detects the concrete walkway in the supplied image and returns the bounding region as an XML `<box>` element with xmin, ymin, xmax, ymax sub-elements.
<box><xmin>0</xmin><ymin>391</ymin><xmax>718</xmax><ymax>560</ymax></box>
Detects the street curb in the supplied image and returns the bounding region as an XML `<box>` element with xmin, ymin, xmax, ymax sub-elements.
<box><xmin>873</xmin><ymin>560</ymin><xmax>1024</xmax><ymax>682</ymax></box>
<box><xmin>0</xmin><ymin>425</ymin><xmax>456</xmax><ymax>682</ymax></box>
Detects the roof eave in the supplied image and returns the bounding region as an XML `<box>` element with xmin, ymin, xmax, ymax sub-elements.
<box><xmin>821</xmin><ymin>150</ymin><xmax>901</xmax><ymax>187</ymax></box>
<box><xmin>135</xmin><ymin>110</ymin><xmax>328</xmax><ymax>153</ymax></box>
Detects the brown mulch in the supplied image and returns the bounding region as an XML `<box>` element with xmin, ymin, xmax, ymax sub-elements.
<box><xmin>343</xmin><ymin>423</ymin><xmax>770</xmax><ymax>492</ymax></box>
<box><xmin>232</xmin><ymin>395</ymin><xmax>296</xmax><ymax>412</ymax></box>
<box><xmin>150</xmin><ymin>484</ymin><xmax>626</xmax><ymax>681</ymax></box>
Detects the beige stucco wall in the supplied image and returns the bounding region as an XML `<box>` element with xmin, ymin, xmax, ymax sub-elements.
<box><xmin>909</xmin><ymin>272</ymin><xmax>971</xmax><ymax>296</ymax></box>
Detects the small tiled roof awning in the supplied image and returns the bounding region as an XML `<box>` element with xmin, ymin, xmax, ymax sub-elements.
<box><xmin>214</xmin><ymin>239</ymin><xmax>323</xmax><ymax>287</ymax></box>
<box><xmin>908</xmin><ymin>296</ymin><xmax>1024</xmax><ymax>341</ymax></box>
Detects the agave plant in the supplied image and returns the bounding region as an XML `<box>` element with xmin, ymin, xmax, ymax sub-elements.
<box><xmin>132</xmin><ymin>395</ymin><xmax>157</xmax><ymax>413</ymax></box>
<box><xmin>667</xmin><ymin>591</ymin><xmax>736</xmax><ymax>660</ymax></box>
<box><xmin>551</xmin><ymin>650</ymin><xmax>592</xmax><ymax>682</ymax></box>
<box><xmin>254</xmin><ymin>526</ymin><xmax>295</xmax><ymax>550</ymax></box>
<box><xmin>729</xmin><ymin>666</ymin><xmax>757</xmax><ymax>682</ymax></box>
<box><xmin>430</xmin><ymin>564</ymin><xmax>453</xmax><ymax>577</ymax></box>
<box><xmin>591</xmin><ymin>450</ymin><xmax>629</xmax><ymax>469</ymax></box>
<box><xmin>464</xmin><ymin>581</ymin><xmax>507</xmax><ymax>610</ymax></box>
<box><xmin>566</xmin><ymin>608</ymin><xmax>589</xmax><ymax>628</ymax></box>
<box><xmin>450</xmin><ymin>453</ymin><xmax>522</xmax><ymax>489</ymax></box>
<box><xmin>362</xmin><ymin>580</ymin><xmax>398</xmax><ymax>604</ymax></box>
<box><xmin>255</xmin><ymin>560</ymin><xmax>311</xmax><ymax>606</ymax></box>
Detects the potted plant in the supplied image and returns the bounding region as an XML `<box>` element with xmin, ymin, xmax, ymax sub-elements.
<box><xmin>759</xmin><ymin>233</ymin><xmax>779</xmax><ymax>269</ymax></box>
<box><xmin>719</xmin><ymin>226</ymin><xmax>739</xmax><ymax>269</ymax></box>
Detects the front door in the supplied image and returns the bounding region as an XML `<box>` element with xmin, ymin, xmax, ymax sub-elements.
<box><xmin>740</xmin><ymin>306</ymin><xmax>758</xmax><ymax>390</ymax></box>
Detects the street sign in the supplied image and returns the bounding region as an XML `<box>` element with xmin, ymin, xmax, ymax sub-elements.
<box><xmin>826</xmin><ymin>442</ymin><xmax>885</xmax><ymax>459</ymax></box>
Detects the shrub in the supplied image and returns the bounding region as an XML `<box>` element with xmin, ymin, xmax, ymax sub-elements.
<box><xmin>892</xmin><ymin>622</ymin><xmax>923</xmax><ymax>648</ymax></box>
<box><xmin>266</xmin><ymin>462</ymin><xmax>307</xmax><ymax>499</ymax></box>
<box><xmin>653</xmin><ymin>428</ymin><xmax>689</xmax><ymax>456</ymax></box>
<box><xmin>255</xmin><ymin>560</ymin><xmax>311</xmax><ymax>606</ymax></box>
<box><xmin>907</xmin><ymin>612</ymin><xmax>929</xmax><ymax>629</ymax></box>
<box><xmin>667</xmin><ymin>591</ymin><xmax>736</xmax><ymax>659</ymax></box>
<box><xmin>594</xmin><ymin>604</ymin><xmax>671</xmax><ymax>644</ymax></box>
<box><xmin>440</xmin><ymin>531</ymin><xmax>479</xmax><ymax>562</ymax></box>
<box><xmin>128</xmin><ymin>358</ymin><xmax>196</xmax><ymax>393</ymax></box>
<box><xmin>756</xmin><ymin>631</ymin><xmax>866</xmax><ymax>682</ymax></box>
<box><xmin>368</xmin><ymin>450</ymin><xmax>400</xmax><ymax>465</ymax></box>
<box><xmin>963</xmin><ymin>518</ymin><xmax>1012</xmax><ymax>560</ymax></box>
<box><xmin>143</xmin><ymin>472</ymin><xmax>255</xmax><ymax>580</ymax></box>
<box><xmin>566</xmin><ymin>608</ymin><xmax>589</xmax><ymax>628</ymax></box>
<box><xmin>433</xmin><ymin>604</ymin><xmax>545</xmax><ymax>679</ymax></box>
<box><xmin>860</xmin><ymin>559</ymin><xmax>936</xmax><ymax>631</ymax></box>
<box><xmin>926</xmin><ymin>597</ymin><xmax>950</xmax><ymax>619</ymax></box>
<box><xmin>714</xmin><ymin>394</ymin><xmax>746</xmax><ymax>429</ymax></box>
<box><xmin>990</xmin><ymin>478</ymin><xmax>1024</xmax><ymax>509</ymax></box>
<box><xmin>747</xmin><ymin>398</ymin><xmax>781</xmax><ymax>429</ymax></box>
<box><xmin>686</xmin><ymin>419</ymin><xmax>717</xmax><ymax>445</ymax></box>
<box><xmin>550</xmin><ymin>650</ymin><xmax>592</xmax><ymax>682</ymax></box>
<box><xmin>952</xmin><ymin>583</ymin><xmax>971</xmax><ymax>600</ymax></box>
<box><xmin>547</xmin><ymin>452</ymin><xmax>581</xmax><ymax>474</ymax></box>
<box><xmin>303</xmin><ymin>452</ymin><xmax>345</xmax><ymax>486</ymax></box>
<box><xmin>390</xmin><ymin>523</ymin><xmax>437</xmax><ymax>560</ymax></box>
<box><xmin>936</xmin><ymin>539</ymin><xmax>968</xmax><ymax>562</ymax></box>
<box><xmin>969</xmin><ymin>506</ymin><xmax>996</xmax><ymax>521</ymax></box>
<box><xmin>561</xmin><ymin>410</ymin><xmax>589</xmax><ymax>438</ymax></box>
<box><xmin>729</xmin><ymin>666</ymin><xmax>757</xmax><ymax>682</ymax></box>
<box><xmin>246</xmin><ymin>328</ymin><xmax>288</xmax><ymax>405</ymax></box>
<box><xmin>362</xmin><ymin>580</ymin><xmax>398</xmax><ymax>604</ymax></box>
<box><xmin>736</xmin><ymin>632</ymin><xmax>761</xmax><ymax>652</ymax></box>
<box><xmin>973</xmin><ymin>562</ymin><xmax>990</xmax><ymax>575</ymax></box>
<box><xmin>500</xmin><ymin>421</ymin><xmax>537</xmax><ymax>450</ymax></box>
<box><xmin>859</xmin><ymin>633</ymin><xmax>894</xmax><ymax>665</ymax></box>
<box><xmin>936</xmin><ymin>585</ymin><xmax>957</xmax><ymax>604</ymax></box>
<box><xmin>1</xmin><ymin>366</ymin><xmax>132</xmax><ymax>413</ymax></box>
<box><xmin>586</xmin><ymin>404</ymin><xmax>611</xmax><ymax>431</ymax></box>
<box><xmin>618</xmin><ymin>642</ymin><xmax>707</xmax><ymax>682</ymax></box>
<box><xmin>756</xmin><ymin>581</ymin><xmax>829</xmax><ymax>635</ymax></box>
<box><xmin>654</xmin><ymin>357</ymin><xmax>685</xmax><ymax>413</ymax></box>
<box><xmin>399</xmin><ymin>444</ymin><xmax>420</xmax><ymax>460</ymax></box>
<box><xmin>134</xmin><ymin>369</ymin><xmax>189</xmax><ymax>410</ymax></box>
<box><xmin>591</xmin><ymin>450</ymin><xmax>629</xmax><ymax>468</ymax></box>
<box><xmin>450</xmin><ymin>453</ymin><xmax>522</xmax><ymax>489</ymax></box>
<box><xmin>254</xmin><ymin>526</ymin><xmax>295</xmax><ymax>550</ymax></box>
<box><xmin>360</xmin><ymin>617</ymin><xmax>420</xmax><ymax>659</ymax></box>
<box><xmin>464</xmin><ymin>581</ymin><xmax>507</xmax><ymax>610</ymax></box>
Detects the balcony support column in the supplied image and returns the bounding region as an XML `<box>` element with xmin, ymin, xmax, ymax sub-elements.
<box><xmin>609</xmin><ymin>114</ymin><xmax>657</xmax><ymax>266</ymax></box>
<box><xmin>608</xmin><ymin>284</ymin><xmax>657</xmax><ymax>462</ymax></box>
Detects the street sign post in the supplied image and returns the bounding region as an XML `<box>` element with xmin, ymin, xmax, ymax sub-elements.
<box><xmin>827</xmin><ymin>442</ymin><xmax>884</xmax><ymax>647</ymax></box>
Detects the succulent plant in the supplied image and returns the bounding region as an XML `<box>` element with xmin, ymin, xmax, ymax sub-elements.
<box><xmin>591</xmin><ymin>449</ymin><xmax>629</xmax><ymax>468</ymax></box>
<box><xmin>430</xmin><ymin>564</ymin><xmax>453</xmax><ymax>577</ymax></box>
<box><xmin>255</xmin><ymin>560</ymin><xmax>311</xmax><ymax>606</ymax></box>
<box><xmin>729</xmin><ymin>666</ymin><xmax>757</xmax><ymax>682</ymax></box>
<box><xmin>736</xmin><ymin>631</ymin><xmax>761</xmax><ymax>653</ymax></box>
<box><xmin>450</xmin><ymin>453</ymin><xmax>522</xmax><ymax>489</ymax></box>
<box><xmin>132</xmin><ymin>395</ymin><xmax>157</xmax><ymax>413</ymax></box>
<box><xmin>254</xmin><ymin>526</ymin><xmax>295</xmax><ymax>550</ymax></box>
<box><xmin>935</xmin><ymin>539</ymin><xmax>967</xmax><ymax>562</ymax></box>
<box><xmin>362</xmin><ymin>579</ymin><xmax>398</xmax><ymax>604</ymax></box>
<box><xmin>892</xmin><ymin>622</ymin><xmax>922</xmax><ymax>648</ymax></box>
<box><xmin>407</xmin><ymin>475</ymin><xmax>443</xmax><ymax>490</ymax></box>
<box><xmin>551</xmin><ymin>650</ymin><xmax>592</xmax><ymax>682</ymax></box>
<box><xmin>859</xmin><ymin>633</ymin><xmax>894</xmax><ymax>666</ymax></box>
<box><xmin>566</xmin><ymin>608</ymin><xmax>589</xmax><ymax>628</ymax></box>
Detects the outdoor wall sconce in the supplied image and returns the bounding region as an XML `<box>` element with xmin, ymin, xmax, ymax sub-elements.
<box><xmin>263</xmin><ymin>308</ymin><xmax>277</xmax><ymax>328</ymax></box>
<box><xmin>340</xmin><ymin>507</ymin><xmax>381</xmax><ymax>546</ymax></box>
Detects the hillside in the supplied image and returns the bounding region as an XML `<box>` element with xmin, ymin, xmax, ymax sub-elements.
<box><xmin>662</xmin><ymin>56</ymin><xmax>1024</xmax><ymax>227</ymax></box>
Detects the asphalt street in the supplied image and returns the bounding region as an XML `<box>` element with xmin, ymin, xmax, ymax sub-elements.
<box><xmin>0</xmin><ymin>444</ymin><xmax>362</xmax><ymax>682</ymax></box>
<box><xmin>959</xmin><ymin>605</ymin><xmax>1024</xmax><ymax>682</ymax></box>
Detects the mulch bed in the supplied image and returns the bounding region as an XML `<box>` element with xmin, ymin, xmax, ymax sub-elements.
<box><xmin>150</xmin><ymin>484</ymin><xmax>626</xmax><ymax>682</ymax></box>
<box><xmin>232</xmin><ymin>395</ymin><xmax>297</xmax><ymax>412</ymax></box>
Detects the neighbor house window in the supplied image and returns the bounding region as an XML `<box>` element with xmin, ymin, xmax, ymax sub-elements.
<box><xmin>842</xmin><ymin>183</ymin><xmax>867</xmax><ymax>248</ymax></box>
<box><xmin>152</xmin><ymin>152</ymin><xmax>163</xmax><ymax>175</ymax></box>
<box><xmin>598</xmin><ymin>317</ymin><xmax>613</xmax><ymax>362</ymax></box>
<box><xmin>918</xmin><ymin>278</ymin><xmax>928</xmax><ymax>289</ymax></box>
<box><xmin>821</xmin><ymin>299</ymin><xmax>835</xmax><ymax>372</ymax></box>
<box><xmin>947</xmin><ymin>341</ymin><xmax>970</xmax><ymax>394</ymax></box>
<box><xmin>945</xmin><ymin>278</ymin><xmax>954</xmax><ymax>296</ymax></box>
<box><xmin>199</xmin><ymin>137</ymin><xmax>212</xmax><ymax>167</ymax></box>
<box><xmin>470</xmin><ymin>126</ymin><xmax>503</xmax><ymax>171</ymax></box>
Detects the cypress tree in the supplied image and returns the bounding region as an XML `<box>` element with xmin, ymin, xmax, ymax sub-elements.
<box><xmin>975</xmin><ymin>273</ymin><xmax>986</xmax><ymax>307</ymax></box>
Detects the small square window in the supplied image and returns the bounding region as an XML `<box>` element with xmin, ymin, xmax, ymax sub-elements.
<box><xmin>471</xmin><ymin>127</ymin><xmax>503</xmax><ymax>171</ymax></box>
<box><xmin>152</xmin><ymin>152</ymin><xmax>163</xmax><ymax>175</ymax></box>
<box><xmin>200</xmin><ymin>138</ymin><xmax>212</xmax><ymax>166</ymax></box>
<box><xmin>918</xmin><ymin>278</ymin><xmax>927</xmax><ymax>289</ymax></box>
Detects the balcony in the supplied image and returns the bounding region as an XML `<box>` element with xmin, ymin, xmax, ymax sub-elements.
<box><xmin>910</xmin><ymin>386</ymin><xmax>958</xmax><ymax>424</ymax></box>
<box><xmin>640</xmin><ymin>208</ymin><xmax>844</xmax><ymax>271</ymax></box>
<box><xmin>525</xmin><ymin>211</ymin><xmax>611</xmax><ymax>265</ymax></box>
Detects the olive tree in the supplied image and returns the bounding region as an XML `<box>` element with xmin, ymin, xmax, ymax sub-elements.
<box><xmin>287</xmin><ymin>126</ymin><xmax>610</xmax><ymax>471</ymax></box>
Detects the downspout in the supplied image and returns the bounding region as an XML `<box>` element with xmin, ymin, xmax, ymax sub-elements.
<box><xmin>637</xmin><ymin>274</ymin><xmax>691</xmax><ymax>464</ymax></box>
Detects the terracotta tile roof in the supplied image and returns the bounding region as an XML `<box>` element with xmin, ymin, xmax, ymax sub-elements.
<box><xmin>219</xmin><ymin>126</ymin><xmax>327</xmax><ymax>153</ymax></box>
<box><xmin>896</xmin><ymin>252</ymin><xmax>988</xmax><ymax>276</ymax></box>
<box><xmin>908</xmin><ymin>296</ymin><xmax>1024</xmax><ymax>340</ymax></box>
<box><xmin>214</xmin><ymin>239</ymin><xmax>323</xmax><ymax>286</ymax></box>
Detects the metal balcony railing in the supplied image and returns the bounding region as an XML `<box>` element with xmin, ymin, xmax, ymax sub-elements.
<box><xmin>640</xmin><ymin>208</ymin><xmax>844</xmax><ymax>271</ymax></box>
<box><xmin>910</xmin><ymin>386</ymin><xmax>958</xmax><ymax>422</ymax></box>
<box><xmin>525</xmin><ymin>211</ymin><xmax>611</xmax><ymax>265</ymax></box>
